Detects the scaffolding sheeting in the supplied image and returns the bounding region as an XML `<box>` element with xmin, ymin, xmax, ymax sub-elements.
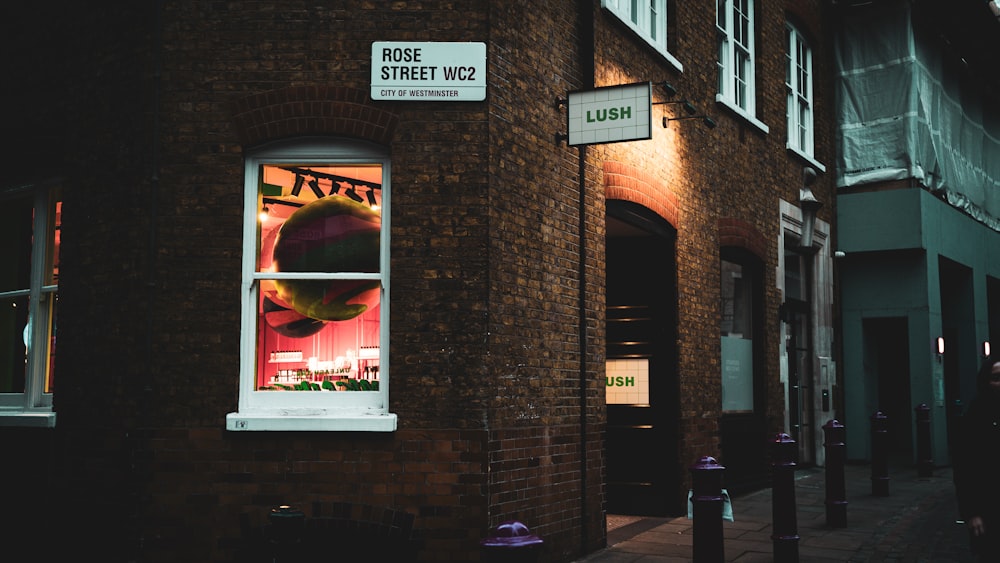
<box><xmin>835</xmin><ymin>1</ymin><xmax>1000</xmax><ymax>232</ymax></box>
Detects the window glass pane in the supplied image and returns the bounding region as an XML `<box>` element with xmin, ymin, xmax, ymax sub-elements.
<box><xmin>43</xmin><ymin>292</ymin><xmax>57</xmax><ymax>393</ymax></box>
<box><xmin>255</xmin><ymin>164</ymin><xmax>382</xmax><ymax>392</ymax></box>
<box><xmin>721</xmin><ymin>259</ymin><xmax>752</xmax><ymax>338</ymax></box>
<box><xmin>0</xmin><ymin>294</ymin><xmax>28</xmax><ymax>393</ymax></box>
<box><xmin>0</xmin><ymin>194</ymin><xmax>33</xmax><ymax>294</ymax></box>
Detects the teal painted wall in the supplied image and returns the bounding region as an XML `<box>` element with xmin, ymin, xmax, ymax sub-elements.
<box><xmin>838</xmin><ymin>188</ymin><xmax>1000</xmax><ymax>464</ymax></box>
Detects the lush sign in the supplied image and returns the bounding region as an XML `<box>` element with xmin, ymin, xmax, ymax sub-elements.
<box><xmin>567</xmin><ymin>82</ymin><xmax>652</xmax><ymax>146</ymax></box>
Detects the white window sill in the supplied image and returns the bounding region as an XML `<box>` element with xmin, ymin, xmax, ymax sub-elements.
<box><xmin>715</xmin><ymin>97</ymin><xmax>770</xmax><ymax>134</ymax></box>
<box><xmin>0</xmin><ymin>411</ymin><xmax>57</xmax><ymax>428</ymax></box>
<box><xmin>226</xmin><ymin>411</ymin><xmax>397</xmax><ymax>432</ymax></box>
<box><xmin>786</xmin><ymin>146</ymin><xmax>827</xmax><ymax>173</ymax></box>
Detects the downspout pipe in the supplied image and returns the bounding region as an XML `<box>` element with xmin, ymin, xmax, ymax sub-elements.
<box><xmin>577</xmin><ymin>0</ymin><xmax>595</xmax><ymax>555</ymax></box>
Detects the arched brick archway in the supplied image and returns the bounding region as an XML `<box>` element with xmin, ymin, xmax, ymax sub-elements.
<box><xmin>719</xmin><ymin>217</ymin><xmax>768</xmax><ymax>260</ymax></box>
<box><xmin>230</xmin><ymin>86</ymin><xmax>399</xmax><ymax>147</ymax></box>
<box><xmin>603</xmin><ymin>161</ymin><xmax>679</xmax><ymax>229</ymax></box>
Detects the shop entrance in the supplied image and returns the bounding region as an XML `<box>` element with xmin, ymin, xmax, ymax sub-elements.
<box><xmin>605</xmin><ymin>201</ymin><xmax>681</xmax><ymax>516</ymax></box>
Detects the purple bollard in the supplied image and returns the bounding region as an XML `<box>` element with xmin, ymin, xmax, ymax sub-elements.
<box><xmin>870</xmin><ymin>411</ymin><xmax>890</xmax><ymax>496</ymax></box>
<box><xmin>480</xmin><ymin>521</ymin><xmax>544</xmax><ymax>563</ymax></box>
<box><xmin>823</xmin><ymin>420</ymin><xmax>847</xmax><ymax>528</ymax></box>
<box><xmin>771</xmin><ymin>433</ymin><xmax>800</xmax><ymax>563</ymax></box>
<box><xmin>690</xmin><ymin>456</ymin><xmax>725</xmax><ymax>563</ymax></box>
<box><xmin>915</xmin><ymin>403</ymin><xmax>933</xmax><ymax>478</ymax></box>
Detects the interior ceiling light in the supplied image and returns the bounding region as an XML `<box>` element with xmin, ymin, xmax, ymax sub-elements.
<box><xmin>291</xmin><ymin>174</ymin><xmax>305</xmax><ymax>196</ymax></box>
<box><xmin>345</xmin><ymin>186</ymin><xmax>364</xmax><ymax>203</ymax></box>
<box><xmin>366</xmin><ymin>189</ymin><xmax>379</xmax><ymax>208</ymax></box>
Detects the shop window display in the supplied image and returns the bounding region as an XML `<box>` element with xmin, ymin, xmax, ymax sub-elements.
<box><xmin>230</xmin><ymin>140</ymin><xmax>393</xmax><ymax>431</ymax></box>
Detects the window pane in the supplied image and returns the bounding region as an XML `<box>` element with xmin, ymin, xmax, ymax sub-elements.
<box><xmin>43</xmin><ymin>292</ymin><xmax>57</xmax><ymax>393</ymax></box>
<box><xmin>256</xmin><ymin>165</ymin><xmax>382</xmax><ymax>274</ymax></box>
<box><xmin>257</xmin><ymin>284</ymin><xmax>380</xmax><ymax>391</ymax></box>
<box><xmin>721</xmin><ymin>259</ymin><xmax>752</xmax><ymax>338</ymax></box>
<box><xmin>0</xmin><ymin>295</ymin><xmax>28</xmax><ymax>393</ymax></box>
<box><xmin>0</xmin><ymin>194</ymin><xmax>33</xmax><ymax>294</ymax></box>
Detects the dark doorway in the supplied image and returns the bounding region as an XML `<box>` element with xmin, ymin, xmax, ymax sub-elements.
<box><xmin>605</xmin><ymin>201</ymin><xmax>680</xmax><ymax>516</ymax></box>
<box><xmin>864</xmin><ymin>317</ymin><xmax>912</xmax><ymax>456</ymax></box>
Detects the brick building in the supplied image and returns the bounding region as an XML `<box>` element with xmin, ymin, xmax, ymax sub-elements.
<box><xmin>1</xmin><ymin>1</ymin><xmax>835</xmax><ymax>562</ymax></box>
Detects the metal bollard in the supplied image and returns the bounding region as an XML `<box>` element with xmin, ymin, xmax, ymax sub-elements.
<box><xmin>266</xmin><ymin>505</ymin><xmax>305</xmax><ymax>563</ymax></box>
<box><xmin>690</xmin><ymin>456</ymin><xmax>725</xmax><ymax>563</ymax></box>
<box><xmin>915</xmin><ymin>403</ymin><xmax>933</xmax><ymax>478</ymax></box>
<box><xmin>870</xmin><ymin>411</ymin><xmax>890</xmax><ymax>496</ymax></box>
<box><xmin>823</xmin><ymin>420</ymin><xmax>847</xmax><ymax>528</ymax></box>
<box><xmin>479</xmin><ymin>520</ymin><xmax>544</xmax><ymax>563</ymax></box>
<box><xmin>771</xmin><ymin>433</ymin><xmax>800</xmax><ymax>563</ymax></box>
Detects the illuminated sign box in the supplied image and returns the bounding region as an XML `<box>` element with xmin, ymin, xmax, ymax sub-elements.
<box><xmin>567</xmin><ymin>82</ymin><xmax>652</xmax><ymax>146</ymax></box>
<box><xmin>371</xmin><ymin>41</ymin><xmax>487</xmax><ymax>101</ymax></box>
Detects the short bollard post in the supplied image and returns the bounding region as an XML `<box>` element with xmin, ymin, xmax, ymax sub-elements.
<box><xmin>266</xmin><ymin>505</ymin><xmax>305</xmax><ymax>563</ymax></box>
<box><xmin>771</xmin><ymin>433</ymin><xmax>800</xmax><ymax>563</ymax></box>
<box><xmin>479</xmin><ymin>521</ymin><xmax>544</xmax><ymax>563</ymax></box>
<box><xmin>823</xmin><ymin>420</ymin><xmax>847</xmax><ymax>528</ymax></box>
<box><xmin>870</xmin><ymin>411</ymin><xmax>890</xmax><ymax>496</ymax></box>
<box><xmin>690</xmin><ymin>456</ymin><xmax>725</xmax><ymax>563</ymax></box>
<box><xmin>915</xmin><ymin>403</ymin><xmax>933</xmax><ymax>478</ymax></box>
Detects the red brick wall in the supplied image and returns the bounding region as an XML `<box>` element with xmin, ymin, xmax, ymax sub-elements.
<box><xmin>590</xmin><ymin>0</ymin><xmax>837</xmax><ymax>493</ymax></box>
<box><xmin>10</xmin><ymin>1</ymin><xmax>601</xmax><ymax>562</ymax></box>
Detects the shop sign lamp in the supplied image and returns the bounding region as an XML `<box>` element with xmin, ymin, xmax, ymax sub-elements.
<box><xmin>798</xmin><ymin>166</ymin><xmax>822</xmax><ymax>252</ymax></box>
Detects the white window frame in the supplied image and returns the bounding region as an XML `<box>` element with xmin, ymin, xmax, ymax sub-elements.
<box><xmin>226</xmin><ymin>138</ymin><xmax>396</xmax><ymax>432</ymax></box>
<box><xmin>602</xmin><ymin>0</ymin><xmax>683</xmax><ymax>71</ymax></box>
<box><xmin>716</xmin><ymin>0</ymin><xmax>768</xmax><ymax>133</ymax></box>
<box><xmin>0</xmin><ymin>180</ymin><xmax>60</xmax><ymax>428</ymax></box>
<box><xmin>785</xmin><ymin>23</ymin><xmax>826</xmax><ymax>172</ymax></box>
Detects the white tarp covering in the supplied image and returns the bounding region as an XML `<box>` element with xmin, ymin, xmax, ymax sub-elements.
<box><xmin>835</xmin><ymin>2</ymin><xmax>1000</xmax><ymax>231</ymax></box>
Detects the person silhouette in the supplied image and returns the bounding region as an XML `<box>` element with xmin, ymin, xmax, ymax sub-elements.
<box><xmin>954</xmin><ymin>357</ymin><xmax>1000</xmax><ymax>561</ymax></box>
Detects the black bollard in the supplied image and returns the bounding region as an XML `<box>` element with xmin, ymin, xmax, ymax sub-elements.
<box><xmin>771</xmin><ymin>433</ymin><xmax>800</xmax><ymax>563</ymax></box>
<box><xmin>266</xmin><ymin>505</ymin><xmax>305</xmax><ymax>563</ymax></box>
<box><xmin>823</xmin><ymin>420</ymin><xmax>847</xmax><ymax>528</ymax></box>
<box><xmin>690</xmin><ymin>456</ymin><xmax>725</xmax><ymax>563</ymax></box>
<box><xmin>915</xmin><ymin>403</ymin><xmax>933</xmax><ymax>478</ymax></box>
<box><xmin>870</xmin><ymin>411</ymin><xmax>890</xmax><ymax>496</ymax></box>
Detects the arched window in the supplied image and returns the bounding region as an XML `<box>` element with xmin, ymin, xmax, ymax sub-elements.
<box><xmin>227</xmin><ymin>138</ymin><xmax>395</xmax><ymax>432</ymax></box>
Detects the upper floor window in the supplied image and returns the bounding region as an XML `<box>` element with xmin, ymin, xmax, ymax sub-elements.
<box><xmin>602</xmin><ymin>0</ymin><xmax>682</xmax><ymax>70</ymax></box>
<box><xmin>786</xmin><ymin>23</ymin><xmax>814</xmax><ymax>157</ymax></box>
<box><xmin>716</xmin><ymin>0</ymin><xmax>767</xmax><ymax>132</ymax></box>
<box><xmin>227</xmin><ymin>139</ymin><xmax>395</xmax><ymax>432</ymax></box>
<box><xmin>785</xmin><ymin>23</ymin><xmax>826</xmax><ymax>172</ymax></box>
<box><xmin>0</xmin><ymin>180</ymin><xmax>60</xmax><ymax>427</ymax></box>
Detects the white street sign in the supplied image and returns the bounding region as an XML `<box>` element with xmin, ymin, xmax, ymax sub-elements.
<box><xmin>371</xmin><ymin>42</ymin><xmax>486</xmax><ymax>101</ymax></box>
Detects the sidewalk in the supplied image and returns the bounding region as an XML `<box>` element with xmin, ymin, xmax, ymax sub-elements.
<box><xmin>575</xmin><ymin>461</ymin><xmax>974</xmax><ymax>562</ymax></box>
